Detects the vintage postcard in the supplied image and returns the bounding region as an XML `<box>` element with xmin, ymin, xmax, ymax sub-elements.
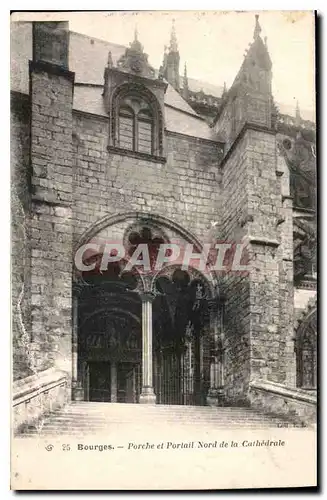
<box><xmin>11</xmin><ymin>10</ymin><xmax>317</xmax><ymax>490</ymax></box>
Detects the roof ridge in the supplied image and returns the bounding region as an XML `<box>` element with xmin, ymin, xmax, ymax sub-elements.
<box><xmin>69</xmin><ymin>30</ymin><xmax>126</xmax><ymax>49</ymax></box>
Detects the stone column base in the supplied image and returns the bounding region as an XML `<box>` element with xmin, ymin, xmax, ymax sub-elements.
<box><xmin>139</xmin><ymin>386</ymin><xmax>156</xmax><ymax>404</ymax></box>
<box><xmin>206</xmin><ymin>388</ymin><xmax>224</xmax><ymax>406</ymax></box>
<box><xmin>72</xmin><ymin>382</ymin><xmax>84</xmax><ymax>401</ymax></box>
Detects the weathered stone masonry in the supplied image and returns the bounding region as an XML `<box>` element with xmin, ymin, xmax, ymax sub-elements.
<box><xmin>11</xmin><ymin>16</ymin><xmax>313</xmax><ymax>411</ymax></box>
<box><xmin>29</xmin><ymin>59</ymin><xmax>74</xmax><ymax>374</ymax></box>
<box><xmin>11</xmin><ymin>93</ymin><xmax>32</xmax><ymax>380</ymax></box>
<box><xmin>72</xmin><ymin>112</ymin><xmax>222</xmax><ymax>245</ymax></box>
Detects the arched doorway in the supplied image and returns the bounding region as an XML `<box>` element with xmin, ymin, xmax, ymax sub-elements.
<box><xmin>75</xmin><ymin>261</ymin><xmax>142</xmax><ymax>403</ymax></box>
<box><xmin>152</xmin><ymin>266</ymin><xmax>212</xmax><ymax>406</ymax></box>
<box><xmin>72</xmin><ymin>215</ymin><xmax>222</xmax><ymax>405</ymax></box>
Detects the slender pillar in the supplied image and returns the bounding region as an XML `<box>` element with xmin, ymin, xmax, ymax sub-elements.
<box><xmin>207</xmin><ymin>333</ymin><xmax>221</xmax><ymax>406</ymax></box>
<box><xmin>207</xmin><ymin>301</ymin><xmax>225</xmax><ymax>406</ymax></box>
<box><xmin>72</xmin><ymin>294</ymin><xmax>78</xmax><ymax>384</ymax></box>
<box><xmin>110</xmin><ymin>362</ymin><xmax>117</xmax><ymax>402</ymax></box>
<box><xmin>72</xmin><ymin>286</ymin><xmax>84</xmax><ymax>401</ymax></box>
<box><xmin>139</xmin><ymin>292</ymin><xmax>156</xmax><ymax>404</ymax></box>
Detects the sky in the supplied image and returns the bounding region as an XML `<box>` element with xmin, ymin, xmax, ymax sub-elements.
<box><xmin>12</xmin><ymin>11</ymin><xmax>316</xmax><ymax>120</ymax></box>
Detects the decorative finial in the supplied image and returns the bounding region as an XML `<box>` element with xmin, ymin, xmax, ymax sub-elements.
<box><xmin>296</xmin><ymin>100</ymin><xmax>300</xmax><ymax>114</ymax></box>
<box><xmin>222</xmin><ymin>81</ymin><xmax>227</xmax><ymax>96</ymax></box>
<box><xmin>107</xmin><ymin>51</ymin><xmax>113</xmax><ymax>68</ymax></box>
<box><xmin>183</xmin><ymin>63</ymin><xmax>188</xmax><ymax>88</ymax></box>
<box><xmin>253</xmin><ymin>14</ymin><xmax>262</xmax><ymax>40</ymax></box>
<box><xmin>264</xmin><ymin>36</ymin><xmax>268</xmax><ymax>46</ymax></box>
<box><xmin>295</xmin><ymin>99</ymin><xmax>301</xmax><ymax>125</ymax></box>
<box><xmin>170</xmin><ymin>18</ymin><xmax>178</xmax><ymax>52</ymax></box>
<box><xmin>116</xmin><ymin>28</ymin><xmax>155</xmax><ymax>78</ymax></box>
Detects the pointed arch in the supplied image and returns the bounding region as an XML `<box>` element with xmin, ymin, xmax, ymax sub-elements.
<box><xmin>110</xmin><ymin>83</ymin><xmax>164</xmax><ymax>156</ymax></box>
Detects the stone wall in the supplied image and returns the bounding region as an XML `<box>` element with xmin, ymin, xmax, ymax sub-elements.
<box><xmin>11</xmin><ymin>22</ymin><xmax>297</xmax><ymax>407</ymax></box>
<box><xmin>29</xmin><ymin>62</ymin><xmax>74</xmax><ymax>375</ymax></box>
<box><xmin>276</xmin><ymin>151</ymin><xmax>296</xmax><ymax>387</ymax></box>
<box><xmin>220</xmin><ymin>126</ymin><xmax>294</xmax><ymax>403</ymax></box>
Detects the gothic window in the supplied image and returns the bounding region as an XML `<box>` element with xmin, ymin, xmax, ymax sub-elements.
<box><xmin>112</xmin><ymin>84</ymin><xmax>163</xmax><ymax>157</ymax></box>
<box><xmin>117</xmin><ymin>101</ymin><xmax>153</xmax><ymax>153</ymax></box>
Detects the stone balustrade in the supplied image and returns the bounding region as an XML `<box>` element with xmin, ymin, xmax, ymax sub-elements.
<box><xmin>249</xmin><ymin>379</ymin><xmax>317</xmax><ymax>425</ymax></box>
<box><xmin>13</xmin><ymin>368</ymin><xmax>69</xmax><ymax>434</ymax></box>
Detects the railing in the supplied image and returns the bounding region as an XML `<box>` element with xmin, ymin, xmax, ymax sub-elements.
<box><xmin>249</xmin><ymin>380</ymin><xmax>317</xmax><ymax>425</ymax></box>
<box><xmin>12</xmin><ymin>368</ymin><xmax>69</xmax><ymax>434</ymax></box>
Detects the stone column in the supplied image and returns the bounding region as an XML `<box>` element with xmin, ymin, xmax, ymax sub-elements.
<box><xmin>207</xmin><ymin>300</ymin><xmax>225</xmax><ymax>406</ymax></box>
<box><xmin>139</xmin><ymin>292</ymin><xmax>156</xmax><ymax>404</ymax></box>
<box><xmin>110</xmin><ymin>362</ymin><xmax>117</xmax><ymax>402</ymax></box>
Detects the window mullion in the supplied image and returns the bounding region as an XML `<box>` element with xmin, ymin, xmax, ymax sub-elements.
<box><xmin>134</xmin><ymin>114</ymin><xmax>138</xmax><ymax>152</ymax></box>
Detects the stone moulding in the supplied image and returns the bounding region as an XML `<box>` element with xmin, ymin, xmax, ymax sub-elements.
<box><xmin>250</xmin><ymin>380</ymin><xmax>317</xmax><ymax>404</ymax></box>
<box><xmin>29</xmin><ymin>59</ymin><xmax>75</xmax><ymax>83</ymax></box>
<box><xmin>106</xmin><ymin>145</ymin><xmax>166</xmax><ymax>164</ymax></box>
<box><xmin>248</xmin><ymin>236</ymin><xmax>280</xmax><ymax>248</ymax></box>
<box><xmin>74</xmin><ymin>211</ymin><xmax>204</xmax><ymax>253</ymax></box>
<box><xmin>13</xmin><ymin>368</ymin><xmax>68</xmax><ymax>406</ymax></box>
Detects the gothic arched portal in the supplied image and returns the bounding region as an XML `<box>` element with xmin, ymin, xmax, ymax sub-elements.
<box><xmin>72</xmin><ymin>214</ymin><xmax>223</xmax><ymax>406</ymax></box>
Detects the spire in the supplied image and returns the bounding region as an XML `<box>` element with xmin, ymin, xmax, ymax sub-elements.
<box><xmin>226</xmin><ymin>13</ymin><xmax>272</xmax><ymax>132</ymax></box>
<box><xmin>182</xmin><ymin>62</ymin><xmax>189</xmax><ymax>100</ymax></box>
<box><xmin>242</xmin><ymin>14</ymin><xmax>271</xmax><ymax>71</ymax></box>
<box><xmin>222</xmin><ymin>81</ymin><xmax>228</xmax><ymax>97</ymax></box>
<box><xmin>169</xmin><ymin>19</ymin><xmax>178</xmax><ymax>52</ymax></box>
<box><xmin>162</xmin><ymin>20</ymin><xmax>180</xmax><ymax>90</ymax></box>
<box><xmin>253</xmin><ymin>14</ymin><xmax>262</xmax><ymax>40</ymax></box>
<box><xmin>183</xmin><ymin>63</ymin><xmax>188</xmax><ymax>87</ymax></box>
<box><xmin>130</xmin><ymin>25</ymin><xmax>143</xmax><ymax>53</ymax></box>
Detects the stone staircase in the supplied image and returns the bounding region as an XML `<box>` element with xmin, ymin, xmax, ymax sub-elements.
<box><xmin>18</xmin><ymin>402</ymin><xmax>294</xmax><ymax>436</ymax></box>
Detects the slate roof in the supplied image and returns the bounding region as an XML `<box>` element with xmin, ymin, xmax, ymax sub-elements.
<box><xmin>11</xmin><ymin>25</ymin><xmax>215</xmax><ymax>141</ymax></box>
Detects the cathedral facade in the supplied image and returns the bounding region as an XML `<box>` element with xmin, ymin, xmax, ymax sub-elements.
<box><xmin>11</xmin><ymin>16</ymin><xmax>317</xmax><ymax>426</ymax></box>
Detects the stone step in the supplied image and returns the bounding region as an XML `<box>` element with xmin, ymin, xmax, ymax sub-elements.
<box><xmin>60</xmin><ymin>405</ymin><xmax>272</xmax><ymax>415</ymax></box>
<box><xmin>57</xmin><ymin>409</ymin><xmax>282</xmax><ymax>420</ymax></box>
<box><xmin>22</xmin><ymin>421</ymin><xmax>281</xmax><ymax>435</ymax></box>
<box><xmin>18</xmin><ymin>402</ymin><xmax>290</xmax><ymax>436</ymax></box>
<box><xmin>44</xmin><ymin>412</ymin><xmax>281</xmax><ymax>421</ymax></box>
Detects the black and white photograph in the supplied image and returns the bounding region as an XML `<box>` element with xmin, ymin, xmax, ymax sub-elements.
<box><xmin>10</xmin><ymin>10</ymin><xmax>317</xmax><ymax>490</ymax></box>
